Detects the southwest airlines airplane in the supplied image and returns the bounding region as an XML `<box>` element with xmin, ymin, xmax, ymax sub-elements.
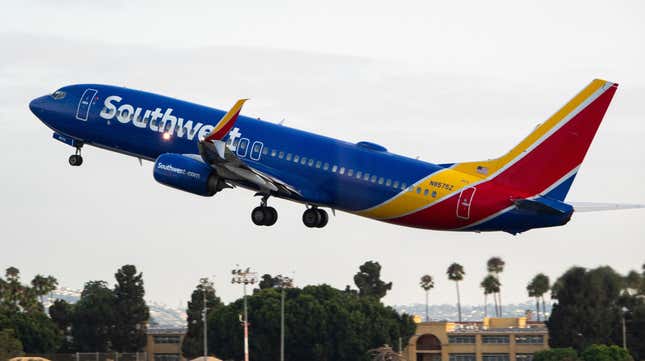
<box><xmin>29</xmin><ymin>79</ymin><xmax>641</xmax><ymax>234</ymax></box>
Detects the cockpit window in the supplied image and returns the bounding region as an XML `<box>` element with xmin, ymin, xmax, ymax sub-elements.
<box><xmin>51</xmin><ymin>90</ymin><xmax>66</xmax><ymax>100</ymax></box>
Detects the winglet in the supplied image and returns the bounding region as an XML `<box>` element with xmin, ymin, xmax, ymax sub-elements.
<box><xmin>203</xmin><ymin>99</ymin><xmax>248</xmax><ymax>142</ymax></box>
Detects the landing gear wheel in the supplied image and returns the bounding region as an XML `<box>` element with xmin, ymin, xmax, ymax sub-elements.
<box><xmin>252</xmin><ymin>206</ymin><xmax>267</xmax><ymax>226</ymax></box>
<box><xmin>251</xmin><ymin>206</ymin><xmax>278</xmax><ymax>226</ymax></box>
<box><xmin>302</xmin><ymin>208</ymin><xmax>321</xmax><ymax>228</ymax></box>
<box><xmin>316</xmin><ymin>209</ymin><xmax>328</xmax><ymax>228</ymax></box>
<box><xmin>264</xmin><ymin>207</ymin><xmax>278</xmax><ymax>226</ymax></box>
<box><xmin>68</xmin><ymin>154</ymin><xmax>83</xmax><ymax>166</ymax></box>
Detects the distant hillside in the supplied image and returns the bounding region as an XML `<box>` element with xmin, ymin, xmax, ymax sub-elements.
<box><xmin>393</xmin><ymin>300</ymin><xmax>551</xmax><ymax>321</ymax></box>
<box><xmin>45</xmin><ymin>287</ymin><xmax>187</xmax><ymax>328</ymax></box>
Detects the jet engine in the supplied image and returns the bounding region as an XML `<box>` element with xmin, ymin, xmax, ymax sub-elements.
<box><xmin>153</xmin><ymin>153</ymin><xmax>225</xmax><ymax>196</ymax></box>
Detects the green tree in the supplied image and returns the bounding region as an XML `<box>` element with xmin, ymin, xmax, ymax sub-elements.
<box><xmin>111</xmin><ymin>265</ymin><xmax>149</xmax><ymax>352</ymax></box>
<box><xmin>528</xmin><ymin>273</ymin><xmax>550</xmax><ymax>321</ymax></box>
<box><xmin>447</xmin><ymin>263</ymin><xmax>465</xmax><ymax>322</ymax></box>
<box><xmin>49</xmin><ymin>299</ymin><xmax>75</xmax><ymax>352</ymax></box>
<box><xmin>0</xmin><ymin>329</ymin><xmax>23</xmax><ymax>360</ymax></box>
<box><xmin>481</xmin><ymin>275</ymin><xmax>500</xmax><ymax>318</ymax></box>
<box><xmin>487</xmin><ymin>257</ymin><xmax>505</xmax><ymax>317</ymax></box>
<box><xmin>182</xmin><ymin>279</ymin><xmax>223</xmax><ymax>359</ymax></box>
<box><xmin>72</xmin><ymin>281</ymin><xmax>115</xmax><ymax>352</ymax></box>
<box><xmin>30</xmin><ymin>275</ymin><xmax>58</xmax><ymax>307</ymax></box>
<box><xmin>547</xmin><ymin>266</ymin><xmax>624</xmax><ymax>351</ymax></box>
<box><xmin>207</xmin><ymin>284</ymin><xmax>415</xmax><ymax>361</ymax></box>
<box><xmin>580</xmin><ymin>344</ymin><xmax>633</xmax><ymax>361</ymax></box>
<box><xmin>419</xmin><ymin>275</ymin><xmax>434</xmax><ymax>322</ymax></box>
<box><xmin>354</xmin><ymin>261</ymin><xmax>392</xmax><ymax>300</ymax></box>
<box><xmin>258</xmin><ymin>274</ymin><xmax>280</xmax><ymax>290</ymax></box>
<box><xmin>533</xmin><ymin>348</ymin><xmax>580</xmax><ymax>361</ymax></box>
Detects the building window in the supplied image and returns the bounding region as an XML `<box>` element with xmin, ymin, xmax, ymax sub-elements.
<box><xmin>516</xmin><ymin>354</ymin><xmax>535</xmax><ymax>361</ymax></box>
<box><xmin>515</xmin><ymin>335</ymin><xmax>544</xmax><ymax>344</ymax></box>
<box><xmin>153</xmin><ymin>335</ymin><xmax>181</xmax><ymax>344</ymax></box>
<box><xmin>482</xmin><ymin>335</ymin><xmax>509</xmax><ymax>344</ymax></box>
<box><xmin>483</xmin><ymin>354</ymin><xmax>510</xmax><ymax>361</ymax></box>
<box><xmin>416</xmin><ymin>334</ymin><xmax>442</xmax><ymax>351</ymax></box>
<box><xmin>450</xmin><ymin>354</ymin><xmax>476</xmax><ymax>361</ymax></box>
<box><xmin>448</xmin><ymin>335</ymin><xmax>476</xmax><ymax>344</ymax></box>
<box><xmin>154</xmin><ymin>354</ymin><xmax>180</xmax><ymax>361</ymax></box>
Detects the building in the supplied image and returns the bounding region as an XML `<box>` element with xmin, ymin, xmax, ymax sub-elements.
<box><xmin>145</xmin><ymin>327</ymin><xmax>188</xmax><ymax>361</ymax></box>
<box><xmin>405</xmin><ymin>318</ymin><xmax>549</xmax><ymax>361</ymax></box>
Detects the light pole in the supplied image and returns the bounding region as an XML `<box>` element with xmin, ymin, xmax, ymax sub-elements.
<box><xmin>232</xmin><ymin>267</ymin><xmax>257</xmax><ymax>361</ymax></box>
<box><xmin>276</xmin><ymin>275</ymin><xmax>294</xmax><ymax>361</ymax></box>
<box><xmin>199</xmin><ymin>277</ymin><xmax>214</xmax><ymax>361</ymax></box>
<box><xmin>621</xmin><ymin>306</ymin><xmax>628</xmax><ymax>351</ymax></box>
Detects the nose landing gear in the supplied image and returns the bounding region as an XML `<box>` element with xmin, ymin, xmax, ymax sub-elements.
<box><xmin>68</xmin><ymin>146</ymin><xmax>83</xmax><ymax>166</ymax></box>
<box><xmin>302</xmin><ymin>207</ymin><xmax>328</xmax><ymax>228</ymax></box>
<box><xmin>251</xmin><ymin>194</ymin><xmax>278</xmax><ymax>226</ymax></box>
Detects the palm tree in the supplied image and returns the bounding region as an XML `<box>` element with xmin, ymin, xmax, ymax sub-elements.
<box><xmin>532</xmin><ymin>273</ymin><xmax>550</xmax><ymax>320</ymax></box>
<box><xmin>419</xmin><ymin>274</ymin><xmax>434</xmax><ymax>322</ymax></box>
<box><xmin>447</xmin><ymin>263</ymin><xmax>465</xmax><ymax>322</ymax></box>
<box><xmin>481</xmin><ymin>275</ymin><xmax>500</xmax><ymax>318</ymax></box>
<box><xmin>487</xmin><ymin>257</ymin><xmax>505</xmax><ymax>317</ymax></box>
<box><xmin>526</xmin><ymin>279</ymin><xmax>540</xmax><ymax>321</ymax></box>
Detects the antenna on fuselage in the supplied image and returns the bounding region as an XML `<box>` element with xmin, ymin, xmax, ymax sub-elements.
<box><xmin>279</xmin><ymin>118</ymin><xmax>285</xmax><ymax>125</ymax></box>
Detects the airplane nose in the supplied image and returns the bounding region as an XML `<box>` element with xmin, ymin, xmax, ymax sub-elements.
<box><xmin>29</xmin><ymin>96</ymin><xmax>47</xmax><ymax>116</ymax></box>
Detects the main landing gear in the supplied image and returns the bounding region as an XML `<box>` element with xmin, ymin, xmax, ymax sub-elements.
<box><xmin>302</xmin><ymin>207</ymin><xmax>328</xmax><ymax>228</ymax></box>
<box><xmin>251</xmin><ymin>195</ymin><xmax>278</xmax><ymax>226</ymax></box>
<box><xmin>68</xmin><ymin>146</ymin><xmax>83</xmax><ymax>167</ymax></box>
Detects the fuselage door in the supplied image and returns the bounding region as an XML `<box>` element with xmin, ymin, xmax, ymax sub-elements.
<box><xmin>456</xmin><ymin>187</ymin><xmax>476</xmax><ymax>219</ymax></box>
<box><xmin>75</xmin><ymin>88</ymin><xmax>98</xmax><ymax>121</ymax></box>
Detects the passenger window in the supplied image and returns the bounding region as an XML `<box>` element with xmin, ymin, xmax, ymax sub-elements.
<box><xmin>278</xmin><ymin>151</ymin><xmax>284</xmax><ymax>159</ymax></box>
<box><xmin>401</xmin><ymin>183</ymin><xmax>407</xmax><ymax>189</ymax></box>
<box><xmin>308</xmin><ymin>159</ymin><xmax>314</xmax><ymax>167</ymax></box>
<box><xmin>301</xmin><ymin>157</ymin><xmax>307</xmax><ymax>165</ymax></box>
<box><xmin>271</xmin><ymin>149</ymin><xmax>277</xmax><ymax>157</ymax></box>
<box><xmin>286</xmin><ymin>153</ymin><xmax>292</xmax><ymax>161</ymax></box>
<box><xmin>347</xmin><ymin>169</ymin><xmax>354</xmax><ymax>176</ymax></box>
<box><xmin>393</xmin><ymin>180</ymin><xmax>399</xmax><ymax>188</ymax></box>
<box><xmin>416</xmin><ymin>187</ymin><xmax>422</xmax><ymax>194</ymax></box>
<box><xmin>315</xmin><ymin>161</ymin><xmax>321</xmax><ymax>168</ymax></box>
<box><xmin>370</xmin><ymin>175</ymin><xmax>377</xmax><ymax>183</ymax></box>
<box><xmin>378</xmin><ymin>177</ymin><xmax>384</xmax><ymax>185</ymax></box>
<box><xmin>294</xmin><ymin>155</ymin><xmax>300</xmax><ymax>162</ymax></box>
<box><xmin>323</xmin><ymin>163</ymin><xmax>329</xmax><ymax>171</ymax></box>
<box><xmin>262</xmin><ymin>148</ymin><xmax>269</xmax><ymax>155</ymax></box>
<box><xmin>339</xmin><ymin>167</ymin><xmax>345</xmax><ymax>175</ymax></box>
<box><xmin>364</xmin><ymin>173</ymin><xmax>370</xmax><ymax>181</ymax></box>
<box><xmin>356</xmin><ymin>171</ymin><xmax>362</xmax><ymax>179</ymax></box>
<box><xmin>332</xmin><ymin>165</ymin><xmax>338</xmax><ymax>173</ymax></box>
<box><xmin>386</xmin><ymin>179</ymin><xmax>392</xmax><ymax>187</ymax></box>
<box><xmin>424</xmin><ymin>189</ymin><xmax>429</xmax><ymax>196</ymax></box>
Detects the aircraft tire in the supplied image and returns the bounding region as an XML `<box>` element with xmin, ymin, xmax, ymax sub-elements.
<box><xmin>316</xmin><ymin>209</ymin><xmax>328</xmax><ymax>228</ymax></box>
<box><xmin>252</xmin><ymin>206</ymin><xmax>266</xmax><ymax>226</ymax></box>
<box><xmin>264</xmin><ymin>207</ymin><xmax>278</xmax><ymax>226</ymax></box>
<box><xmin>68</xmin><ymin>154</ymin><xmax>83</xmax><ymax>166</ymax></box>
<box><xmin>302</xmin><ymin>208</ymin><xmax>321</xmax><ymax>228</ymax></box>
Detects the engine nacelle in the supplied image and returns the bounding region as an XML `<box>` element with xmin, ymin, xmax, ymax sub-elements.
<box><xmin>153</xmin><ymin>153</ymin><xmax>224</xmax><ymax>196</ymax></box>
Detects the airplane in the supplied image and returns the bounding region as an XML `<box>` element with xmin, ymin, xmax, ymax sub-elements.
<box><xmin>29</xmin><ymin>79</ymin><xmax>643</xmax><ymax>234</ymax></box>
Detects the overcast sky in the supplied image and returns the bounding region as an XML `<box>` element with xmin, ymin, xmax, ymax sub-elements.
<box><xmin>1</xmin><ymin>1</ymin><xmax>643</xmax><ymax>310</ymax></box>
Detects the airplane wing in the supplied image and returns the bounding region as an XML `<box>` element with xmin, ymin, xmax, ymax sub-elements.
<box><xmin>570</xmin><ymin>202</ymin><xmax>645</xmax><ymax>212</ymax></box>
<box><xmin>196</xmin><ymin>99</ymin><xmax>302</xmax><ymax>197</ymax></box>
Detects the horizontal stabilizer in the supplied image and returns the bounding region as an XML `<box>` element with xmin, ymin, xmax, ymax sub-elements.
<box><xmin>513</xmin><ymin>197</ymin><xmax>573</xmax><ymax>215</ymax></box>
<box><xmin>570</xmin><ymin>202</ymin><xmax>645</xmax><ymax>212</ymax></box>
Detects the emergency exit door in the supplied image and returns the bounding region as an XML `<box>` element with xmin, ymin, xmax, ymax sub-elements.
<box><xmin>76</xmin><ymin>88</ymin><xmax>98</xmax><ymax>121</ymax></box>
<box><xmin>456</xmin><ymin>187</ymin><xmax>476</xmax><ymax>219</ymax></box>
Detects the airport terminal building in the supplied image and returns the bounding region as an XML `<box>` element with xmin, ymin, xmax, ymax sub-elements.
<box><xmin>406</xmin><ymin>317</ymin><xmax>549</xmax><ymax>361</ymax></box>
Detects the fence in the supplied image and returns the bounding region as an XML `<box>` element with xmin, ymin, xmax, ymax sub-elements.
<box><xmin>14</xmin><ymin>353</ymin><xmax>147</xmax><ymax>361</ymax></box>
